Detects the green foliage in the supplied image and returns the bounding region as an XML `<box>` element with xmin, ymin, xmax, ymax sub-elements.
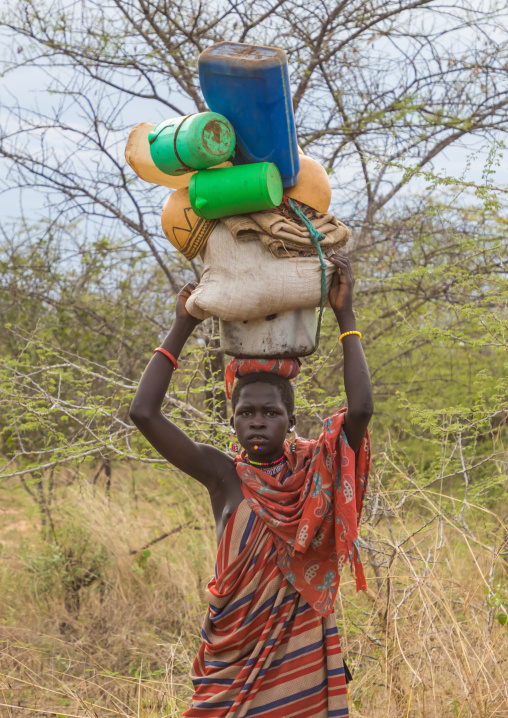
<box><xmin>0</xmin><ymin>198</ymin><xmax>506</xmax><ymax>525</ymax></box>
<box><xmin>21</xmin><ymin>509</ymin><xmax>111</xmax><ymax>616</ymax></box>
<box><xmin>486</xmin><ymin>586</ymin><xmax>508</xmax><ymax>627</ymax></box>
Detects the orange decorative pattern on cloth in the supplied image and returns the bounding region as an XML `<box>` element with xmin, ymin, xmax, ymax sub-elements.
<box><xmin>235</xmin><ymin>409</ymin><xmax>370</xmax><ymax>616</ymax></box>
<box><xmin>225</xmin><ymin>357</ymin><xmax>301</xmax><ymax>400</ymax></box>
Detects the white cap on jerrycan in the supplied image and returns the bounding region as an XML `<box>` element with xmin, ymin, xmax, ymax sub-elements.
<box><xmin>161</xmin><ymin>188</ymin><xmax>217</xmax><ymax>260</ymax></box>
<box><xmin>125</xmin><ymin>122</ymin><xmax>232</xmax><ymax>189</ymax></box>
<box><xmin>285</xmin><ymin>153</ymin><xmax>332</xmax><ymax>213</ymax></box>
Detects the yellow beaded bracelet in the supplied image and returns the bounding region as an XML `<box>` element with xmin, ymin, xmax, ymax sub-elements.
<box><xmin>338</xmin><ymin>330</ymin><xmax>362</xmax><ymax>344</ymax></box>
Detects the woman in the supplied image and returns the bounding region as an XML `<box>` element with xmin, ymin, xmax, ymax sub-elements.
<box><xmin>130</xmin><ymin>254</ymin><xmax>373</xmax><ymax>717</ymax></box>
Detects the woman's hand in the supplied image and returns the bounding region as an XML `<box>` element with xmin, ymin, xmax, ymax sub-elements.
<box><xmin>328</xmin><ymin>254</ymin><xmax>355</xmax><ymax>318</ymax></box>
<box><xmin>175</xmin><ymin>282</ymin><xmax>203</xmax><ymax>326</ymax></box>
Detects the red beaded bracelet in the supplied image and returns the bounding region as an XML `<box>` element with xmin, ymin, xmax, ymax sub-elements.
<box><xmin>153</xmin><ymin>347</ymin><xmax>178</xmax><ymax>370</ymax></box>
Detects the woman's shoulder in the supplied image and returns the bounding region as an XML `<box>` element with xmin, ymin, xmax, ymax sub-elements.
<box><xmin>195</xmin><ymin>442</ymin><xmax>237</xmax><ymax>486</ymax></box>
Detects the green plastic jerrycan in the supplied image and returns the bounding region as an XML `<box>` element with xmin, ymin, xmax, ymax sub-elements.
<box><xmin>148</xmin><ymin>112</ymin><xmax>235</xmax><ymax>176</ymax></box>
<box><xmin>189</xmin><ymin>163</ymin><xmax>283</xmax><ymax>219</ymax></box>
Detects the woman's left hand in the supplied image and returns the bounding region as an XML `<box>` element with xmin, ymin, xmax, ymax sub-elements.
<box><xmin>328</xmin><ymin>254</ymin><xmax>355</xmax><ymax>316</ymax></box>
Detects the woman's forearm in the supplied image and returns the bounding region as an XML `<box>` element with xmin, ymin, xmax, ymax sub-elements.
<box><xmin>130</xmin><ymin>317</ymin><xmax>198</xmax><ymax>423</ymax></box>
<box><xmin>336</xmin><ymin>309</ymin><xmax>373</xmax><ymax>420</ymax></box>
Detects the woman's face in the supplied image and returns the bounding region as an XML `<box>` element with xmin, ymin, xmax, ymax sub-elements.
<box><xmin>232</xmin><ymin>382</ymin><xmax>293</xmax><ymax>462</ymax></box>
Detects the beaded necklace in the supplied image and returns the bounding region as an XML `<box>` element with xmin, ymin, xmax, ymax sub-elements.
<box><xmin>243</xmin><ymin>454</ymin><xmax>289</xmax><ymax>480</ymax></box>
<box><xmin>264</xmin><ymin>462</ymin><xmax>287</xmax><ymax>477</ymax></box>
<box><xmin>244</xmin><ymin>454</ymin><xmax>285</xmax><ymax>469</ymax></box>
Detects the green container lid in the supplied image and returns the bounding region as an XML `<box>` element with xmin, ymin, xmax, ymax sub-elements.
<box><xmin>189</xmin><ymin>163</ymin><xmax>283</xmax><ymax>219</ymax></box>
<box><xmin>148</xmin><ymin>112</ymin><xmax>235</xmax><ymax>176</ymax></box>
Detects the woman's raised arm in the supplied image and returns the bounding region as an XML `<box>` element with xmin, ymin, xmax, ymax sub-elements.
<box><xmin>129</xmin><ymin>283</ymin><xmax>231</xmax><ymax>488</ymax></box>
<box><xmin>327</xmin><ymin>255</ymin><xmax>373</xmax><ymax>452</ymax></box>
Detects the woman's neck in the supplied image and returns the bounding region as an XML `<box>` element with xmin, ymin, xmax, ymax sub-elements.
<box><xmin>244</xmin><ymin>452</ymin><xmax>285</xmax><ymax>468</ymax></box>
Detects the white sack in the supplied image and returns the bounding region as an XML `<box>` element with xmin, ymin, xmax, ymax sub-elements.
<box><xmin>186</xmin><ymin>222</ymin><xmax>336</xmax><ymax>322</ymax></box>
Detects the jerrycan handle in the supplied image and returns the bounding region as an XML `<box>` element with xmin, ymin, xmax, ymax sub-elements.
<box><xmin>172</xmin><ymin>114</ymin><xmax>196</xmax><ymax>172</ymax></box>
<box><xmin>148</xmin><ymin>114</ymin><xmax>197</xmax><ymax>173</ymax></box>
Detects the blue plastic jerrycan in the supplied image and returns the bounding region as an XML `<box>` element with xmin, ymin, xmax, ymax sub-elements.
<box><xmin>199</xmin><ymin>42</ymin><xmax>300</xmax><ymax>188</ymax></box>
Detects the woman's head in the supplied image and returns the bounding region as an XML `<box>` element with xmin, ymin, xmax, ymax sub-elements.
<box><xmin>231</xmin><ymin>373</ymin><xmax>295</xmax><ymax>416</ymax></box>
<box><xmin>231</xmin><ymin>374</ymin><xmax>295</xmax><ymax>462</ymax></box>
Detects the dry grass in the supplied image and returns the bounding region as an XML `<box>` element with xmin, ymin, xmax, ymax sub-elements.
<box><xmin>1</xmin><ymin>464</ymin><xmax>507</xmax><ymax>718</ymax></box>
<box><xmin>340</xmin><ymin>483</ymin><xmax>508</xmax><ymax>718</ymax></box>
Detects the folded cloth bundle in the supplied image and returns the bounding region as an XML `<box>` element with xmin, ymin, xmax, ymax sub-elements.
<box><xmin>223</xmin><ymin>210</ymin><xmax>350</xmax><ymax>258</ymax></box>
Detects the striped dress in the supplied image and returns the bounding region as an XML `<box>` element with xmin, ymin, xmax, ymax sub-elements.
<box><xmin>183</xmin><ymin>410</ymin><xmax>370</xmax><ymax>717</ymax></box>
<box><xmin>183</xmin><ymin>500</ymin><xmax>349</xmax><ymax>717</ymax></box>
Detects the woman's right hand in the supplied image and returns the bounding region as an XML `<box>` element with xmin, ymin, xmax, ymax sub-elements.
<box><xmin>328</xmin><ymin>254</ymin><xmax>355</xmax><ymax>318</ymax></box>
<box><xmin>175</xmin><ymin>282</ymin><xmax>203</xmax><ymax>326</ymax></box>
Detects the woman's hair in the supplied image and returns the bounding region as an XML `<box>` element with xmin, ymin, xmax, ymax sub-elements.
<box><xmin>231</xmin><ymin>373</ymin><xmax>295</xmax><ymax>416</ymax></box>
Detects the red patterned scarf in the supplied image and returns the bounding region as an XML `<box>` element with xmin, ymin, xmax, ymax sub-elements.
<box><xmin>235</xmin><ymin>409</ymin><xmax>370</xmax><ymax>616</ymax></box>
<box><xmin>225</xmin><ymin>357</ymin><xmax>301</xmax><ymax>400</ymax></box>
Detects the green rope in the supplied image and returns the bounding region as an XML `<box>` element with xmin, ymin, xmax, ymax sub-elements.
<box><xmin>288</xmin><ymin>198</ymin><xmax>327</xmax><ymax>349</ymax></box>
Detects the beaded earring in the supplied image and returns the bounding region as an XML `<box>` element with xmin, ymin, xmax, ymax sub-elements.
<box><xmin>227</xmin><ymin>424</ymin><xmax>239</xmax><ymax>452</ymax></box>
